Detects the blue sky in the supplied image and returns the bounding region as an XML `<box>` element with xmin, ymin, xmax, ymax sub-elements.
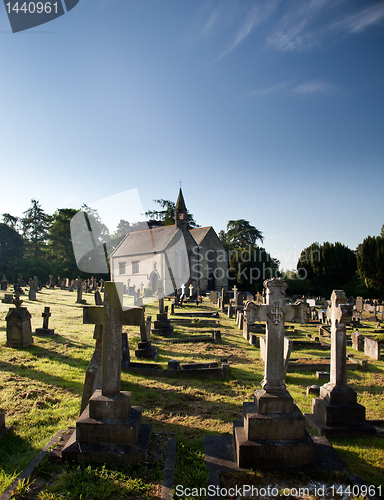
<box><xmin>0</xmin><ymin>0</ymin><xmax>383</xmax><ymax>271</ymax></box>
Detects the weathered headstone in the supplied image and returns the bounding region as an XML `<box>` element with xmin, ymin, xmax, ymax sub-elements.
<box><xmin>356</xmin><ymin>296</ymin><xmax>364</xmax><ymax>313</ymax></box>
<box><xmin>35</xmin><ymin>307</ymin><xmax>55</xmax><ymax>335</ymax></box>
<box><xmin>364</xmin><ymin>337</ymin><xmax>381</xmax><ymax>360</ymax></box>
<box><xmin>62</xmin><ymin>282</ymin><xmax>151</xmax><ymax>464</ymax></box>
<box><xmin>351</xmin><ymin>331</ymin><xmax>364</xmax><ymax>351</ymax></box>
<box><xmin>233</xmin><ymin>278</ymin><xmax>314</xmax><ymax>468</ymax></box>
<box><xmin>5</xmin><ymin>294</ymin><xmax>34</xmax><ymax>347</ymax></box>
<box><xmin>305</xmin><ymin>290</ymin><xmax>375</xmax><ymax>436</ymax></box>
<box><xmin>76</xmin><ymin>279</ymin><xmax>86</xmax><ymax>304</ymax></box>
<box><xmin>28</xmin><ymin>276</ymin><xmax>38</xmax><ymax>301</ymax></box>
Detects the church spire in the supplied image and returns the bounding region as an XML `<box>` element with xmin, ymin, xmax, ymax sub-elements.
<box><xmin>175</xmin><ymin>188</ymin><xmax>187</xmax><ymax>229</ymax></box>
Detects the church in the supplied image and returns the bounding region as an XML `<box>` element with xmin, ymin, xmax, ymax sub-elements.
<box><xmin>110</xmin><ymin>189</ymin><xmax>228</xmax><ymax>296</ymax></box>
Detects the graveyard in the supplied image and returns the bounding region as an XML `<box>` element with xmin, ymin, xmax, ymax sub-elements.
<box><xmin>0</xmin><ymin>284</ymin><xmax>383</xmax><ymax>499</ymax></box>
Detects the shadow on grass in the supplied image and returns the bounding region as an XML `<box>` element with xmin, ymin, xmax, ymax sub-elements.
<box><xmin>0</xmin><ymin>359</ymin><xmax>85</xmax><ymax>395</ymax></box>
<box><xmin>0</xmin><ymin>430</ymin><xmax>35</xmax><ymax>477</ymax></box>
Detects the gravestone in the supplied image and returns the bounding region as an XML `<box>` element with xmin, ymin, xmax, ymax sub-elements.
<box><xmin>189</xmin><ymin>284</ymin><xmax>193</xmax><ymax>299</ymax></box>
<box><xmin>152</xmin><ymin>298</ymin><xmax>174</xmax><ymax>337</ymax></box>
<box><xmin>234</xmin><ymin>292</ymin><xmax>243</xmax><ymax>309</ymax></box>
<box><xmin>80</xmin><ymin>293</ymin><xmax>104</xmax><ymax>413</ymax></box>
<box><xmin>305</xmin><ymin>290</ymin><xmax>375</xmax><ymax>436</ymax></box>
<box><xmin>2</xmin><ymin>294</ymin><xmax>13</xmax><ymax>304</ymax></box>
<box><xmin>1</xmin><ymin>276</ymin><xmax>8</xmax><ymax>291</ymax></box>
<box><xmin>28</xmin><ymin>276</ymin><xmax>38</xmax><ymax>301</ymax></box>
<box><xmin>351</xmin><ymin>331</ymin><xmax>364</xmax><ymax>351</ymax></box>
<box><xmin>233</xmin><ymin>278</ymin><xmax>314</xmax><ymax>468</ymax></box>
<box><xmin>0</xmin><ymin>412</ymin><xmax>12</xmax><ymax>439</ymax></box>
<box><xmin>248</xmin><ymin>294</ymin><xmax>254</xmax><ymax>302</ymax></box>
<box><xmin>76</xmin><ymin>279</ymin><xmax>86</xmax><ymax>304</ymax></box>
<box><xmin>5</xmin><ymin>294</ymin><xmax>34</xmax><ymax>347</ymax></box>
<box><xmin>135</xmin><ymin>316</ymin><xmax>158</xmax><ymax>359</ymax></box>
<box><xmin>364</xmin><ymin>337</ymin><xmax>381</xmax><ymax>360</ymax></box>
<box><xmin>35</xmin><ymin>307</ymin><xmax>55</xmax><ymax>335</ymax></box>
<box><xmin>259</xmin><ymin>335</ymin><xmax>293</xmax><ymax>378</ymax></box>
<box><xmin>210</xmin><ymin>291</ymin><xmax>218</xmax><ymax>303</ymax></box>
<box><xmin>62</xmin><ymin>282</ymin><xmax>151</xmax><ymax>464</ymax></box>
<box><xmin>356</xmin><ymin>296</ymin><xmax>364</xmax><ymax>313</ymax></box>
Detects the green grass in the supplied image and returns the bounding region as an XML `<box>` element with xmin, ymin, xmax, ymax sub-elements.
<box><xmin>0</xmin><ymin>289</ymin><xmax>383</xmax><ymax>498</ymax></box>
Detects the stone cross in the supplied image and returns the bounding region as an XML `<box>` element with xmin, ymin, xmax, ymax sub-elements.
<box><xmin>256</xmin><ymin>292</ymin><xmax>261</xmax><ymax>304</ymax></box>
<box><xmin>189</xmin><ymin>284</ymin><xmax>193</xmax><ymax>297</ymax></box>
<box><xmin>233</xmin><ymin>285</ymin><xmax>238</xmax><ymax>300</ymax></box>
<box><xmin>244</xmin><ymin>278</ymin><xmax>307</xmax><ymax>393</ymax></box>
<box><xmin>42</xmin><ymin>307</ymin><xmax>51</xmax><ymax>329</ymax></box>
<box><xmin>181</xmin><ymin>283</ymin><xmax>186</xmax><ymax>297</ymax></box>
<box><xmin>83</xmin><ymin>282</ymin><xmax>146</xmax><ymax>398</ymax></box>
<box><xmin>326</xmin><ymin>290</ymin><xmax>351</xmax><ymax>387</ymax></box>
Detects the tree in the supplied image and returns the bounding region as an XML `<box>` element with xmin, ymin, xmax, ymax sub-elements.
<box><xmin>145</xmin><ymin>199</ymin><xmax>199</xmax><ymax>229</ymax></box>
<box><xmin>2</xmin><ymin>213</ymin><xmax>20</xmax><ymax>232</ymax></box>
<box><xmin>229</xmin><ymin>244</ymin><xmax>279</xmax><ymax>291</ymax></box>
<box><xmin>297</xmin><ymin>241</ymin><xmax>357</xmax><ymax>297</ymax></box>
<box><xmin>0</xmin><ymin>223</ymin><xmax>24</xmax><ymax>279</ymax></box>
<box><xmin>357</xmin><ymin>235</ymin><xmax>384</xmax><ymax>297</ymax></box>
<box><xmin>22</xmin><ymin>199</ymin><xmax>51</xmax><ymax>258</ymax></box>
<box><xmin>48</xmin><ymin>208</ymin><xmax>79</xmax><ymax>276</ymax></box>
<box><xmin>225</xmin><ymin>220</ymin><xmax>264</xmax><ymax>249</ymax></box>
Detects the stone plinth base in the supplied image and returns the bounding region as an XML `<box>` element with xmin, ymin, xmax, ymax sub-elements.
<box><xmin>0</xmin><ymin>413</ymin><xmax>12</xmax><ymax>439</ymax></box>
<box><xmin>35</xmin><ymin>328</ymin><xmax>55</xmax><ymax>335</ymax></box>
<box><xmin>135</xmin><ymin>341</ymin><xmax>158</xmax><ymax>359</ymax></box>
<box><xmin>152</xmin><ymin>313</ymin><xmax>174</xmax><ymax>336</ymax></box>
<box><xmin>62</xmin><ymin>423</ymin><xmax>152</xmax><ymax>465</ymax></box>
<box><xmin>62</xmin><ymin>390</ymin><xmax>151</xmax><ymax>464</ymax></box>
<box><xmin>303</xmin><ymin>383</ymin><xmax>376</xmax><ymax>437</ymax></box>
<box><xmin>233</xmin><ymin>394</ymin><xmax>315</xmax><ymax>469</ymax></box>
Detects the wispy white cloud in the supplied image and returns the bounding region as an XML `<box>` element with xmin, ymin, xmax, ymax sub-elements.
<box><xmin>291</xmin><ymin>80</ymin><xmax>333</xmax><ymax>95</ymax></box>
<box><xmin>331</xmin><ymin>2</ymin><xmax>384</xmax><ymax>34</ymax></box>
<box><xmin>266</xmin><ymin>0</ymin><xmax>384</xmax><ymax>52</ymax></box>
<box><xmin>215</xmin><ymin>0</ymin><xmax>279</xmax><ymax>60</ymax></box>
<box><xmin>246</xmin><ymin>79</ymin><xmax>335</xmax><ymax>98</ymax></box>
<box><xmin>245</xmin><ymin>81</ymin><xmax>291</xmax><ymax>97</ymax></box>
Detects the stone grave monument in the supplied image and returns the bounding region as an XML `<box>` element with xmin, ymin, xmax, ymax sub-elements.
<box><xmin>35</xmin><ymin>307</ymin><xmax>55</xmax><ymax>335</ymax></box>
<box><xmin>28</xmin><ymin>276</ymin><xmax>38</xmax><ymax>301</ymax></box>
<box><xmin>5</xmin><ymin>294</ymin><xmax>34</xmax><ymax>348</ymax></box>
<box><xmin>135</xmin><ymin>316</ymin><xmax>158</xmax><ymax>359</ymax></box>
<box><xmin>152</xmin><ymin>297</ymin><xmax>174</xmax><ymax>336</ymax></box>
<box><xmin>62</xmin><ymin>282</ymin><xmax>152</xmax><ymax>464</ymax></box>
<box><xmin>233</xmin><ymin>278</ymin><xmax>315</xmax><ymax>468</ymax></box>
<box><xmin>305</xmin><ymin>290</ymin><xmax>375</xmax><ymax>436</ymax></box>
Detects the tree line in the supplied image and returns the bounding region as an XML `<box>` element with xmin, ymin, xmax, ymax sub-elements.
<box><xmin>0</xmin><ymin>199</ymin><xmax>382</xmax><ymax>298</ymax></box>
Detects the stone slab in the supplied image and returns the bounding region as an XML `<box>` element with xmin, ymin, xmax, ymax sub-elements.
<box><xmin>304</xmin><ymin>412</ymin><xmax>376</xmax><ymax>437</ymax></box>
<box><xmin>233</xmin><ymin>422</ymin><xmax>316</xmax><ymax>469</ymax></box>
<box><xmin>62</xmin><ymin>423</ymin><xmax>152</xmax><ymax>465</ymax></box>
<box><xmin>35</xmin><ymin>328</ymin><xmax>55</xmax><ymax>335</ymax></box>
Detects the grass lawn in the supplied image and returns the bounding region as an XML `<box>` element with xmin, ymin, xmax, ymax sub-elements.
<box><xmin>0</xmin><ymin>288</ymin><xmax>383</xmax><ymax>498</ymax></box>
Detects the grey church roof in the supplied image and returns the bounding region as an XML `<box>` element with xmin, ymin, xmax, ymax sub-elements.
<box><xmin>112</xmin><ymin>225</ymin><xmax>179</xmax><ymax>257</ymax></box>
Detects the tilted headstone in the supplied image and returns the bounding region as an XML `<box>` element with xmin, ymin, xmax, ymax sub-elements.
<box><xmin>305</xmin><ymin>290</ymin><xmax>375</xmax><ymax>436</ymax></box>
<box><xmin>233</xmin><ymin>278</ymin><xmax>314</xmax><ymax>469</ymax></box>
<box><xmin>35</xmin><ymin>307</ymin><xmax>55</xmax><ymax>335</ymax></box>
<box><xmin>351</xmin><ymin>331</ymin><xmax>364</xmax><ymax>351</ymax></box>
<box><xmin>62</xmin><ymin>282</ymin><xmax>152</xmax><ymax>464</ymax></box>
<box><xmin>6</xmin><ymin>294</ymin><xmax>34</xmax><ymax>347</ymax></box>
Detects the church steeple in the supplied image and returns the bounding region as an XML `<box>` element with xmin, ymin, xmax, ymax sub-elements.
<box><xmin>175</xmin><ymin>188</ymin><xmax>187</xmax><ymax>229</ymax></box>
